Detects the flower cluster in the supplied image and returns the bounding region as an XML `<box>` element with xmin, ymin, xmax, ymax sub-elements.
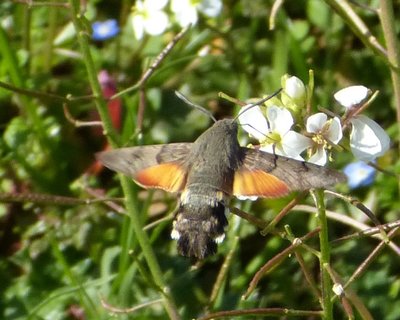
<box><xmin>129</xmin><ymin>0</ymin><xmax>222</xmax><ymax>39</ymax></box>
<box><xmin>238</xmin><ymin>75</ymin><xmax>390</xmax><ymax>183</ymax></box>
<box><xmin>92</xmin><ymin>1</ymin><xmax>223</xmax><ymax>41</ymax></box>
<box><xmin>334</xmin><ymin>86</ymin><xmax>390</xmax><ymax>162</ymax></box>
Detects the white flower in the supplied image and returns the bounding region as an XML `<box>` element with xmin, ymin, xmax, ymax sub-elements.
<box><xmin>334</xmin><ymin>85</ymin><xmax>390</xmax><ymax>161</ymax></box>
<box><xmin>334</xmin><ymin>85</ymin><xmax>370</xmax><ymax>109</ymax></box>
<box><xmin>305</xmin><ymin>113</ymin><xmax>343</xmax><ymax>165</ymax></box>
<box><xmin>284</xmin><ymin>76</ymin><xmax>306</xmax><ymax>101</ymax></box>
<box><xmin>198</xmin><ymin>0</ymin><xmax>222</xmax><ymax>17</ymax></box>
<box><xmin>237</xmin><ymin>104</ymin><xmax>269</xmax><ymax>141</ymax></box>
<box><xmin>171</xmin><ymin>0</ymin><xmax>222</xmax><ymax>27</ymax></box>
<box><xmin>238</xmin><ymin>104</ymin><xmax>311</xmax><ymax>160</ymax></box>
<box><xmin>281</xmin><ymin>75</ymin><xmax>307</xmax><ymax>112</ymax></box>
<box><xmin>131</xmin><ymin>0</ymin><xmax>169</xmax><ymax>39</ymax></box>
<box><xmin>349</xmin><ymin>115</ymin><xmax>390</xmax><ymax>161</ymax></box>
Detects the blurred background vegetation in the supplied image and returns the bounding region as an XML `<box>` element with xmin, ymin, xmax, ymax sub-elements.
<box><xmin>0</xmin><ymin>0</ymin><xmax>399</xmax><ymax>319</ymax></box>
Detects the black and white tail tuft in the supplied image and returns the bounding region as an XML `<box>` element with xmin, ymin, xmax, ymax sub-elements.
<box><xmin>171</xmin><ymin>202</ymin><xmax>228</xmax><ymax>259</ymax></box>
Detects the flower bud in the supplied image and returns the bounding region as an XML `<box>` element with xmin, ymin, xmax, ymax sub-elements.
<box><xmin>281</xmin><ymin>75</ymin><xmax>307</xmax><ymax>113</ymax></box>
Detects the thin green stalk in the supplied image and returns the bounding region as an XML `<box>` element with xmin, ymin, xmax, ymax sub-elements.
<box><xmin>198</xmin><ymin>308</ymin><xmax>323</xmax><ymax>320</ymax></box>
<box><xmin>378</xmin><ymin>1</ymin><xmax>400</xmax><ymax>155</ymax></box>
<box><xmin>0</xmin><ymin>25</ymin><xmax>71</xmax><ymax>192</ymax></box>
<box><xmin>28</xmin><ymin>276</ymin><xmax>114</xmax><ymax>319</ymax></box>
<box><xmin>44</xmin><ymin>4</ymin><xmax>58</xmax><ymax>73</ymax></box>
<box><xmin>120</xmin><ymin>177</ymin><xmax>181</xmax><ymax>320</ymax></box>
<box><xmin>315</xmin><ymin>189</ymin><xmax>333</xmax><ymax>320</ymax></box>
<box><xmin>115</xmin><ymin>214</ymin><xmax>135</xmax><ymax>293</ymax></box>
<box><xmin>209</xmin><ymin>236</ymin><xmax>239</xmax><ymax>307</ymax></box>
<box><xmin>68</xmin><ymin>0</ymin><xmax>118</xmax><ymax>147</ymax></box>
<box><xmin>324</xmin><ymin>0</ymin><xmax>387</xmax><ymax>60</ymax></box>
<box><xmin>22</xmin><ymin>4</ymin><xmax>31</xmax><ymax>75</ymax></box>
<box><xmin>0</xmin><ymin>26</ymin><xmax>38</xmax><ymax>125</ymax></box>
<box><xmin>68</xmin><ymin>1</ymin><xmax>180</xmax><ymax>318</ymax></box>
<box><xmin>50</xmin><ymin>238</ymin><xmax>100</xmax><ymax>319</ymax></box>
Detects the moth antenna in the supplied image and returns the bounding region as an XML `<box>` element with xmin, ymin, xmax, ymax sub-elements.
<box><xmin>239</xmin><ymin>118</ymin><xmax>300</xmax><ymax>156</ymax></box>
<box><xmin>175</xmin><ymin>91</ymin><xmax>217</xmax><ymax>123</ymax></box>
<box><xmin>232</xmin><ymin>88</ymin><xmax>282</xmax><ymax>123</ymax></box>
<box><xmin>238</xmin><ymin>105</ymin><xmax>274</xmax><ymax>140</ymax></box>
<box><xmin>239</xmin><ymin>122</ymin><xmax>268</xmax><ymax>140</ymax></box>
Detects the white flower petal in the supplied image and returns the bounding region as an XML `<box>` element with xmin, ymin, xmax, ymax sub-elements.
<box><xmin>308</xmin><ymin>147</ymin><xmax>327</xmax><ymax>165</ymax></box>
<box><xmin>135</xmin><ymin>0</ymin><xmax>145</xmax><ymax>10</ymax></box>
<box><xmin>267</xmin><ymin>105</ymin><xmax>293</xmax><ymax>135</ymax></box>
<box><xmin>176</xmin><ymin>8</ymin><xmax>198</xmax><ymax>26</ymax></box>
<box><xmin>282</xmin><ymin>131</ymin><xmax>312</xmax><ymax>158</ymax></box>
<box><xmin>288</xmin><ymin>154</ymin><xmax>304</xmax><ymax>161</ymax></box>
<box><xmin>271</xmin><ymin>145</ymin><xmax>287</xmax><ymax>158</ymax></box>
<box><xmin>198</xmin><ymin>0</ymin><xmax>222</xmax><ymax>17</ymax></box>
<box><xmin>146</xmin><ymin>0</ymin><xmax>168</xmax><ymax>10</ymax></box>
<box><xmin>334</xmin><ymin>85</ymin><xmax>369</xmax><ymax>108</ymax></box>
<box><xmin>260</xmin><ymin>144</ymin><xmax>288</xmax><ymax>158</ymax></box>
<box><xmin>131</xmin><ymin>15</ymin><xmax>144</xmax><ymax>39</ymax></box>
<box><xmin>131</xmin><ymin>0</ymin><xmax>169</xmax><ymax>38</ymax></box>
<box><xmin>238</xmin><ymin>105</ymin><xmax>269</xmax><ymax>140</ymax></box>
<box><xmin>144</xmin><ymin>10</ymin><xmax>168</xmax><ymax>35</ymax></box>
<box><xmin>350</xmin><ymin>115</ymin><xmax>390</xmax><ymax>161</ymax></box>
<box><xmin>306</xmin><ymin>113</ymin><xmax>327</xmax><ymax>133</ymax></box>
<box><xmin>259</xmin><ymin>138</ymin><xmax>304</xmax><ymax>160</ymax></box>
<box><xmin>284</xmin><ymin>76</ymin><xmax>306</xmax><ymax>100</ymax></box>
<box><xmin>171</xmin><ymin>0</ymin><xmax>189</xmax><ymax>12</ymax></box>
<box><xmin>327</xmin><ymin>117</ymin><xmax>343</xmax><ymax>144</ymax></box>
<box><xmin>259</xmin><ymin>144</ymin><xmax>275</xmax><ymax>154</ymax></box>
<box><xmin>171</xmin><ymin>0</ymin><xmax>198</xmax><ymax>26</ymax></box>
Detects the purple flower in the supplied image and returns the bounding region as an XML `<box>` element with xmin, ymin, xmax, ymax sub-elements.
<box><xmin>343</xmin><ymin>161</ymin><xmax>375</xmax><ymax>189</ymax></box>
<box><xmin>92</xmin><ymin>19</ymin><xmax>119</xmax><ymax>41</ymax></box>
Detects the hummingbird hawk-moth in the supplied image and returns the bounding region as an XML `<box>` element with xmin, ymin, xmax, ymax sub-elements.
<box><xmin>96</xmin><ymin>119</ymin><xmax>345</xmax><ymax>259</ymax></box>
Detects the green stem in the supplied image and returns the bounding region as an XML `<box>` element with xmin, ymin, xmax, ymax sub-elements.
<box><xmin>120</xmin><ymin>177</ymin><xmax>181</xmax><ymax>320</ymax></box>
<box><xmin>22</xmin><ymin>4</ymin><xmax>31</xmax><ymax>75</ymax></box>
<box><xmin>0</xmin><ymin>25</ymin><xmax>71</xmax><ymax>192</ymax></box>
<box><xmin>324</xmin><ymin>0</ymin><xmax>387</xmax><ymax>61</ymax></box>
<box><xmin>315</xmin><ymin>189</ymin><xmax>333</xmax><ymax>320</ymax></box>
<box><xmin>44</xmin><ymin>4</ymin><xmax>58</xmax><ymax>73</ymax></box>
<box><xmin>0</xmin><ymin>26</ymin><xmax>33</xmax><ymax>115</ymax></box>
<box><xmin>68</xmin><ymin>0</ymin><xmax>118</xmax><ymax>147</ymax></box>
<box><xmin>50</xmin><ymin>237</ymin><xmax>100</xmax><ymax>319</ymax></box>
<box><xmin>378</xmin><ymin>1</ymin><xmax>400</xmax><ymax>156</ymax></box>
<box><xmin>68</xmin><ymin>1</ymin><xmax>180</xmax><ymax>318</ymax></box>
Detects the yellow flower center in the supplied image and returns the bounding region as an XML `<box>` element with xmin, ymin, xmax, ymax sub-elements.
<box><xmin>312</xmin><ymin>134</ymin><xmax>325</xmax><ymax>146</ymax></box>
<box><xmin>267</xmin><ymin>131</ymin><xmax>282</xmax><ymax>144</ymax></box>
<box><xmin>260</xmin><ymin>131</ymin><xmax>282</xmax><ymax>148</ymax></box>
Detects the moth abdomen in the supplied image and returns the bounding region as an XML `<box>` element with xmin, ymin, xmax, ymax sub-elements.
<box><xmin>171</xmin><ymin>202</ymin><xmax>228</xmax><ymax>259</ymax></box>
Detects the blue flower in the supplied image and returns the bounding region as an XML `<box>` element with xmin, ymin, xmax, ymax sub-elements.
<box><xmin>92</xmin><ymin>19</ymin><xmax>120</xmax><ymax>41</ymax></box>
<box><xmin>343</xmin><ymin>161</ymin><xmax>375</xmax><ymax>189</ymax></box>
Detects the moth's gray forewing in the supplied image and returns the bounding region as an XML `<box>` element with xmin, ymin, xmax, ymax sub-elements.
<box><xmin>240</xmin><ymin>147</ymin><xmax>346</xmax><ymax>191</ymax></box>
<box><xmin>96</xmin><ymin>143</ymin><xmax>193</xmax><ymax>177</ymax></box>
